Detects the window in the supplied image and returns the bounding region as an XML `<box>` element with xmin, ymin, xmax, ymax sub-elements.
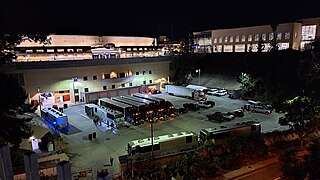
<box><xmin>129</xmin><ymin>82</ymin><xmax>132</xmax><ymax>86</ymax></box>
<box><xmin>93</xmin><ymin>75</ymin><xmax>97</xmax><ymax>80</ymax></box>
<box><xmin>235</xmin><ymin>36</ymin><xmax>240</xmax><ymax>42</ymax></box>
<box><xmin>119</xmin><ymin>73</ymin><xmax>125</xmax><ymax>78</ymax></box>
<box><xmin>112</xmin><ymin>85</ymin><xmax>115</xmax><ymax>89</ymax></box>
<box><xmin>149</xmin><ymin>80</ymin><xmax>152</xmax><ymax>84</ymax></box>
<box><xmin>143</xmin><ymin>71</ymin><xmax>146</xmax><ymax>75</ymax></box>
<box><xmin>302</xmin><ymin>25</ymin><xmax>317</xmax><ymax>40</ymax></box>
<box><xmin>136</xmin><ymin>72</ymin><xmax>139</xmax><ymax>75</ymax></box>
<box><xmin>103</xmin><ymin>86</ymin><xmax>107</xmax><ymax>90</ymax></box>
<box><xmin>262</xmin><ymin>33</ymin><xmax>266</xmax><ymax>41</ymax></box>
<box><xmin>121</xmin><ymin>84</ymin><xmax>125</xmax><ymax>87</ymax></box>
<box><xmin>230</xmin><ymin>36</ymin><xmax>234</xmax><ymax>43</ymax></box>
<box><xmin>241</xmin><ymin>35</ymin><xmax>246</xmax><ymax>42</ymax></box>
<box><xmin>149</xmin><ymin>70</ymin><xmax>152</xmax><ymax>74</ymax></box>
<box><xmin>83</xmin><ymin>76</ymin><xmax>88</xmax><ymax>81</ymax></box>
<box><xmin>224</xmin><ymin>36</ymin><xmax>228</xmax><ymax>43</ymax></box>
<box><xmin>47</xmin><ymin>49</ymin><xmax>54</xmax><ymax>53</ymax></box>
<box><xmin>213</xmin><ymin>38</ymin><xmax>217</xmax><ymax>43</ymax></box>
<box><xmin>277</xmin><ymin>33</ymin><xmax>282</xmax><ymax>40</ymax></box>
<box><xmin>36</xmin><ymin>49</ymin><xmax>44</xmax><ymax>53</ymax></box>
<box><xmin>57</xmin><ymin>49</ymin><xmax>64</xmax><ymax>53</ymax></box>
<box><xmin>74</xmin><ymin>89</ymin><xmax>79</xmax><ymax>93</ymax></box>
<box><xmin>84</xmin><ymin>88</ymin><xmax>89</xmax><ymax>92</ymax></box>
<box><xmin>248</xmin><ymin>35</ymin><xmax>252</xmax><ymax>42</ymax></box>
<box><xmin>143</xmin><ymin>81</ymin><xmax>146</xmax><ymax>85</ymax></box>
<box><xmin>218</xmin><ymin>37</ymin><xmax>222</xmax><ymax>43</ymax></box>
<box><xmin>103</xmin><ymin>74</ymin><xmax>110</xmax><ymax>79</ymax></box>
<box><xmin>254</xmin><ymin>34</ymin><xmax>260</xmax><ymax>41</ymax></box>
<box><xmin>76</xmin><ymin>49</ymin><xmax>83</xmax><ymax>52</ymax></box>
<box><xmin>285</xmin><ymin>32</ymin><xmax>290</xmax><ymax>40</ymax></box>
<box><xmin>67</xmin><ymin>49</ymin><xmax>74</xmax><ymax>52</ymax></box>
<box><xmin>269</xmin><ymin>33</ymin><xmax>274</xmax><ymax>41</ymax></box>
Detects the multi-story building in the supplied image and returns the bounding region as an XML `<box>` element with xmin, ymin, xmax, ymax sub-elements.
<box><xmin>1</xmin><ymin>57</ymin><xmax>174</xmax><ymax>106</ymax></box>
<box><xmin>193</xmin><ymin>17</ymin><xmax>320</xmax><ymax>53</ymax></box>
<box><xmin>14</xmin><ymin>35</ymin><xmax>164</xmax><ymax>62</ymax></box>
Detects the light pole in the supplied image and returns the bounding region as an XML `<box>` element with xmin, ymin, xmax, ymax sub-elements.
<box><xmin>37</xmin><ymin>87</ymin><xmax>41</xmax><ymax>111</ymax></box>
<box><xmin>72</xmin><ymin>77</ymin><xmax>78</xmax><ymax>104</ymax></box>
<box><xmin>151</xmin><ymin>118</ymin><xmax>154</xmax><ymax>159</ymax></box>
<box><xmin>196</xmin><ymin>69</ymin><xmax>201</xmax><ymax>85</ymax></box>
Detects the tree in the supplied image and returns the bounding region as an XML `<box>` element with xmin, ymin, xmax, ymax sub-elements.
<box><xmin>304</xmin><ymin>138</ymin><xmax>320</xmax><ymax>179</ymax></box>
<box><xmin>278</xmin><ymin>96</ymin><xmax>319</xmax><ymax>146</ymax></box>
<box><xmin>0</xmin><ymin>34</ymin><xmax>50</xmax><ymax>64</ymax></box>
<box><xmin>257</xmin><ymin>37</ymin><xmax>265</xmax><ymax>53</ymax></box>
<box><xmin>281</xmin><ymin>149</ymin><xmax>305</xmax><ymax>179</ymax></box>
<box><xmin>0</xmin><ymin>74</ymin><xmax>34</xmax><ymax>147</ymax></box>
<box><xmin>238</xmin><ymin>72</ymin><xmax>255</xmax><ymax>92</ymax></box>
<box><xmin>269</xmin><ymin>24</ymin><xmax>279</xmax><ymax>52</ymax></box>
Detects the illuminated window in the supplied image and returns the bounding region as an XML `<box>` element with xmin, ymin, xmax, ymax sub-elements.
<box><xmin>262</xmin><ymin>33</ymin><xmax>266</xmax><ymax>41</ymax></box>
<box><xmin>218</xmin><ymin>37</ymin><xmax>222</xmax><ymax>43</ymax></box>
<box><xmin>241</xmin><ymin>35</ymin><xmax>246</xmax><ymax>42</ymax></box>
<box><xmin>133</xmin><ymin>48</ymin><xmax>138</xmax><ymax>51</ymax></box>
<box><xmin>230</xmin><ymin>36</ymin><xmax>234</xmax><ymax>43</ymax></box>
<box><xmin>57</xmin><ymin>49</ymin><xmax>64</xmax><ymax>53</ymax></box>
<box><xmin>26</xmin><ymin>50</ymin><xmax>33</xmax><ymax>53</ymax></box>
<box><xmin>47</xmin><ymin>49</ymin><xmax>54</xmax><ymax>53</ymax></box>
<box><xmin>127</xmin><ymin>48</ymin><xmax>131</xmax><ymax>51</ymax></box>
<box><xmin>248</xmin><ymin>35</ymin><xmax>252</xmax><ymax>42</ymax></box>
<box><xmin>269</xmin><ymin>33</ymin><xmax>274</xmax><ymax>41</ymax></box>
<box><xmin>277</xmin><ymin>33</ymin><xmax>282</xmax><ymax>40</ymax></box>
<box><xmin>76</xmin><ymin>49</ymin><xmax>83</xmax><ymax>52</ymax></box>
<box><xmin>254</xmin><ymin>34</ymin><xmax>260</xmax><ymax>41</ymax></box>
<box><xmin>224</xmin><ymin>36</ymin><xmax>228</xmax><ymax>43</ymax></box>
<box><xmin>67</xmin><ymin>49</ymin><xmax>74</xmax><ymax>52</ymax></box>
<box><xmin>223</xmin><ymin>45</ymin><xmax>233</xmax><ymax>52</ymax></box>
<box><xmin>213</xmin><ymin>38</ymin><xmax>217</xmax><ymax>43</ymax></box>
<box><xmin>235</xmin><ymin>36</ymin><xmax>240</xmax><ymax>42</ymax></box>
<box><xmin>285</xmin><ymin>32</ymin><xmax>290</xmax><ymax>40</ymax></box>
<box><xmin>36</xmin><ymin>49</ymin><xmax>44</xmax><ymax>53</ymax></box>
<box><xmin>302</xmin><ymin>25</ymin><xmax>316</xmax><ymax>40</ymax></box>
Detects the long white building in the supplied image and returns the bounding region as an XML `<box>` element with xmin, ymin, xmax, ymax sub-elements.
<box><xmin>193</xmin><ymin>17</ymin><xmax>320</xmax><ymax>53</ymax></box>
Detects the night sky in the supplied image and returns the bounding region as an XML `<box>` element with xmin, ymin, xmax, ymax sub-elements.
<box><xmin>1</xmin><ymin>0</ymin><xmax>320</xmax><ymax>40</ymax></box>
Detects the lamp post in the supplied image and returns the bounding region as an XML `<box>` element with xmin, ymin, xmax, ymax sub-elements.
<box><xmin>72</xmin><ymin>77</ymin><xmax>78</xmax><ymax>104</ymax></box>
<box><xmin>196</xmin><ymin>69</ymin><xmax>201</xmax><ymax>85</ymax></box>
<box><xmin>151</xmin><ymin>118</ymin><xmax>154</xmax><ymax>159</ymax></box>
<box><xmin>37</xmin><ymin>87</ymin><xmax>41</xmax><ymax>111</ymax></box>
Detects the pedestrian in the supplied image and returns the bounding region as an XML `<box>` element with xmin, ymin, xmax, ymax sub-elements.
<box><xmin>109</xmin><ymin>156</ymin><xmax>114</xmax><ymax>166</ymax></box>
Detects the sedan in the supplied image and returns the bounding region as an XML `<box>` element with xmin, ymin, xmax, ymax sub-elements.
<box><xmin>212</xmin><ymin>89</ymin><xmax>227</xmax><ymax>96</ymax></box>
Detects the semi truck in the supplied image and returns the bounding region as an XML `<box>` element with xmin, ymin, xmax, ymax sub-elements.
<box><xmin>165</xmin><ymin>85</ymin><xmax>206</xmax><ymax>101</ymax></box>
<box><xmin>41</xmin><ymin>108</ymin><xmax>69</xmax><ymax>129</ymax></box>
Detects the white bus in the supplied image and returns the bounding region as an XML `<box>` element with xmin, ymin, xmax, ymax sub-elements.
<box><xmin>41</xmin><ymin>108</ymin><xmax>69</xmax><ymax>129</ymax></box>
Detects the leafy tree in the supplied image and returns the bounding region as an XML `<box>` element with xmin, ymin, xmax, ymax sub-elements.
<box><xmin>304</xmin><ymin>138</ymin><xmax>320</xmax><ymax>179</ymax></box>
<box><xmin>0</xmin><ymin>74</ymin><xmax>34</xmax><ymax>147</ymax></box>
<box><xmin>257</xmin><ymin>37</ymin><xmax>265</xmax><ymax>53</ymax></box>
<box><xmin>281</xmin><ymin>149</ymin><xmax>305</xmax><ymax>179</ymax></box>
<box><xmin>278</xmin><ymin>96</ymin><xmax>320</xmax><ymax>146</ymax></box>
<box><xmin>238</xmin><ymin>72</ymin><xmax>255</xmax><ymax>92</ymax></box>
<box><xmin>269</xmin><ymin>24</ymin><xmax>279</xmax><ymax>52</ymax></box>
<box><xmin>0</xmin><ymin>34</ymin><xmax>49</xmax><ymax>64</ymax></box>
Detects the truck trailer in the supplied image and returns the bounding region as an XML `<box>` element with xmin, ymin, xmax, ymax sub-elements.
<box><xmin>165</xmin><ymin>85</ymin><xmax>206</xmax><ymax>101</ymax></box>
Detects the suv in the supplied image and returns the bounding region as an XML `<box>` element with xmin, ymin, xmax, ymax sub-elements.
<box><xmin>206</xmin><ymin>112</ymin><xmax>234</xmax><ymax>122</ymax></box>
<box><xmin>250</xmin><ymin>105</ymin><xmax>271</xmax><ymax>114</ymax></box>
<box><xmin>183</xmin><ymin>103</ymin><xmax>200</xmax><ymax>111</ymax></box>
<box><xmin>196</xmin><ymin>100</ymin><xmax>215</xmax><ymax>108</ymax></box>
<box><xmin>229</xmin><ymin>109</ymin><xmax>244</xmax><ymax>117</ymax></box>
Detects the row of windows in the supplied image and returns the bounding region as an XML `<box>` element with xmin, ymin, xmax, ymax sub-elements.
<box><xmin>81</xmin><ymin>71</ymin><xmax>153</xmax><ymax>81</ymax></box>
<box><xmin>74</xmin><ymin>80</ymin><xmax>154</xmax><ymax>93</ymax></box>
<box><xmin>213</xmin><ymin>32</ymin><xmax>291</xmax><ymax>44</ymax></box>
<box><xmin>25</xmin><ymin>49</ymin><xmax>84</xmax><ymax>53</ymax></box>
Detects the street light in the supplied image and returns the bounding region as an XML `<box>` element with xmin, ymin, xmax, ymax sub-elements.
<box><xmin>72</xmin><ymin>77</ymin><xmax>78</xmax><ymax>104</ymax></box>
<box><xmin>196</xmin><ymin>69</ymin><xmax>201</xmax><ymax>85</ymax></box>
<box><xmin>37</xmin><ymin>87</ymin><xmax>41</xmax><ymax>111</ymax></box>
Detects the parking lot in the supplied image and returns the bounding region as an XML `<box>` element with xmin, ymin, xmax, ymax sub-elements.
<box><xmin>61</xmin><ymin>93</ymin><xmax>285</xmax><ymax>176</ymax></box>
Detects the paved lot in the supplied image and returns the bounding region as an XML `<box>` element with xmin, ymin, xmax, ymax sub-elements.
<box><xmin>60</xmin><ymin>93</ymin><xmax>285</xmax><ymax>176</ymax></box>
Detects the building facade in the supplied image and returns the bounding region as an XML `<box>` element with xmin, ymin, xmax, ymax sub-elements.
<box><xmin>1</xmin><ymin>57</ymin><xmax>174</xmax><ymax>105</ymax></box>
<box><xmin>193</xmin><ymin>17</ymin><xmax>320</xmax><ymax>53</ymax></box>
<box><xmin>14</xmin><ymin>35</ymin><xmax>164</xmax><ymax>62</ymax></box>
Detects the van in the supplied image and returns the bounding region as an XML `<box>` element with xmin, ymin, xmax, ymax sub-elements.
<box><xmin>250</xmin><ymin>105</ymin><xmax>271</xmax><ymax>114</ymax></box>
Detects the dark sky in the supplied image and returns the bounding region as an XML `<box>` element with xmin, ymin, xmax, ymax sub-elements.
<box><xmin>1</xmin><ymin>0</ymin><xmax>320</xmax><ymax>40</ymax></box>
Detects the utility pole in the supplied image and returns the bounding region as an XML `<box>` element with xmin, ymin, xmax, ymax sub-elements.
<box><xmin>37</xmin><ymin>87</ymin><xmax>41</xmax><ymax>111</ymax></box>
<box><xmin>151</xmin><ymin>118</ymin><xmax>154</xmax><ymax>159</ymax></box>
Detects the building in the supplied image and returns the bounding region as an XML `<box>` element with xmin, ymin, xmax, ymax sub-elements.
<box><xmin>193</xmin><ymin>17</ymin><xmax>320</xmax><ymax>53</ymax></box>
<box><xmin>14</xmin><ymin>35</ymin><xmax>163</xmax><ymax>62</ymax></box>
<box><xmin>1</xmin><ymin>57</ymin><xmax>174</xmax><ymax>105</ymax></box>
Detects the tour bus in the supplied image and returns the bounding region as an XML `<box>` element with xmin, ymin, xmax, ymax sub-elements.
<box><xmin>199</xmin><ymin>121</ymin><xmax>261</xmax><ymax>143</ymax></box>
<box><xmin>85</xmin><ymin>103</ymin><xmax>124</xmax><ymax>126</ymax></box>
<box><xmin>111</xmin><ymin>97</ymin><xmax>154</xmax><ymax>122</ymax></box>
<box><xmin>41</xmin><ymin>108</ymin><xmax>69</xmax><ymax>129</ymax></box>
<box><xmin>99</xmin><ymin>98</ymin><xmax>141</xmax><ymax>125</ymax></box>
<box><xmin>127</xmin><ymin>131</ymin><xmax>198</xmax><ymax>162</ymax></box>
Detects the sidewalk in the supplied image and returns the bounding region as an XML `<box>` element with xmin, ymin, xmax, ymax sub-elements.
<box><xmin>222</xmin><ymin>157</ymin><xmax>279</xmax><ymax>180</ymax></box>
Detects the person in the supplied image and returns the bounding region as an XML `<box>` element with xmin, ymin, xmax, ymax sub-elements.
<box><xmin>109</xmin><ymin>156</ymin><xmax>113</xmax><ymax>166</ymax></box>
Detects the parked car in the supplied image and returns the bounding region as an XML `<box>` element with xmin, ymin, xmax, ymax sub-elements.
<box><xmin>212</xmin><ymin>89</ymin><xmax>227</xmax><ymax>96</ymax></box>
<box><xmin>251</xmin><ymin>105</ymin><xmax>272</xmax><ymax>114</ymax></box>
<box><xmin>206</xmin><ymin>88</ymin><xmax>218</xmax><ymax>95</ymax></box>
<box><xmin>196</xmin><ymin>100</ymin><xmax>215</xmax><ymax>108</ymax></box>
<box><xmin>207</xmin><ymin>112</ymin><xmax>234</xmax><ymax>122</ymax></box>
<box><xmin>176</xmin><ymin>107</ymin><xmax>188</xmax><ymax>114</ymax></box>
<box><xmin>229</xmin><ymin>109</ymin><xmax>244</xmax><ymax>117</ymax></box>
<box><xmin>183</xmin><ymin>103</ymin><xmax>200</xmax><ymax>111</ymax></box>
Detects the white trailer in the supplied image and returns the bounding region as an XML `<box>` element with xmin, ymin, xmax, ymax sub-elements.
<box><xmin>165</xmin><ymin>85</ymin><xmax>206</xmax><ymax>100</ymax></box>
